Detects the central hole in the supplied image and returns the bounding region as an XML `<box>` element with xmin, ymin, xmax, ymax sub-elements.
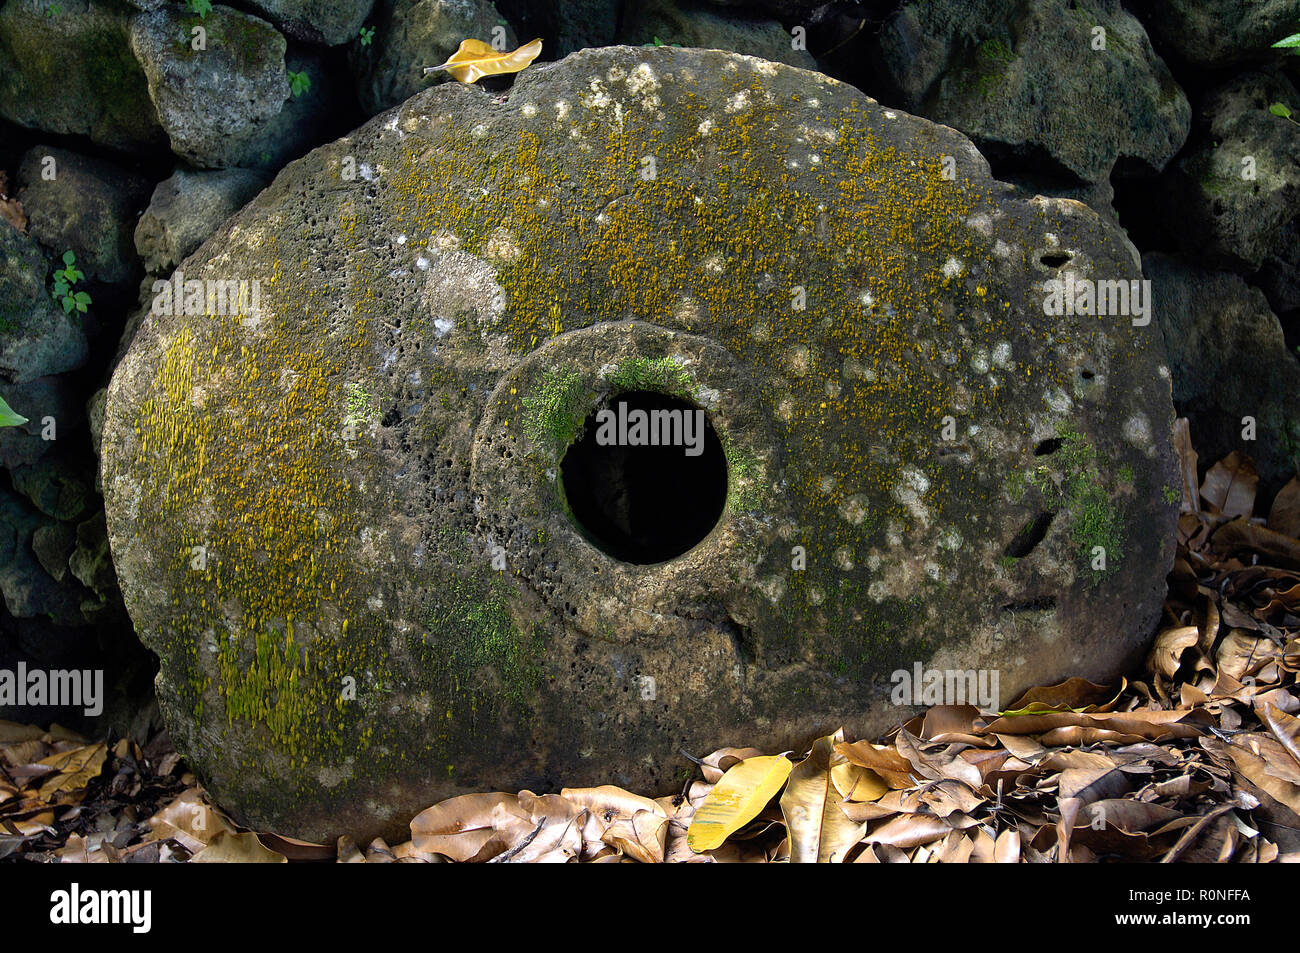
<box><xmin>559</xmin><ymin>390</ymin><xmax>728</xmax><ymax>564</ymax></box>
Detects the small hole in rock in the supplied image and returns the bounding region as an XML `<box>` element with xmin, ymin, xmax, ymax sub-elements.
<box><xmin>1040</xmin><ymin>252</ymin><xmax>1071</xmax><ymax>268</ymax></box>
<box><xmin>560</xmin><ymin>390</ymin><xmax>728</xmax><ymax>564</ymax></box>
<box><xmin>1004</xmin><ymin>512</ymin><xmax>1055</xmax><ymax>558</ymax></box>
<box><xmin>1033</xmin><ymin>437</ymin><xmax>1064</xmax><ymax>456</ymax></box>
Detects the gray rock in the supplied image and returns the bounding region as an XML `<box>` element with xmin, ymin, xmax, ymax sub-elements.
<box><xmin>0</xmin><ymin>0</ymin><xmax>166</xmax><ymax>153</ymax></box>
<box><xmin>1135</xmin><ymin>0</ymin><xmax>1300</xmax><ymax>68</ymax></box>
<box><xmin>1146</xmin><ymin>253</ymin><xmax>1300</xmax><ymax>489</ymax></box>
<box><xmin>1157</xmin><ymin>72</ymin><xmax>1300</xmax><ymax>271</ymax></box>
<box><xmin>9</xmin><ymin>453</ymin><xmax>93</xmax><ymax>522</ymax></box>
<box><xmin>102</xmin><ymin>47</ymin><xmax>1179</xmax><ymax>841</ymax></box>
<box><xmin>69</xmin><ymin>513</ymin><xmax>119</xmax><ymax>605</ymax></box>
<box><xmin>507</xmin><ymin>0</ymin><xmax>618</xmax><ymax>55</ymax></box>
<box><xmin>0</xmin><ymin>225</ymin><xmax>89</xmax><ymax>385</ymax></box>
<box><xmin>352</xmin><ymin>0</ymin><xmax>514</xmax><ymax>115</ymax></box>
<box><xmin>129</xmin><ymin>5</ymin><xmax>289</xmax><ymax>168</ymax></box>
<box><xmin>17</xmin><ymin>147</ymin><xmax>151</xmax><ymax>287</ymax></box>
<box><xmin>231</xmin><ymin>48</ymin><xmax>340</xmax><ymax>172</ymax></box>
<box><xmin>32</xmin><ymin>521</ymin><xmax>77</xmax><ymax>584</ymax></box>
<box><xmin>0</xmin><ymin>376</ymin><xmax>84</xmax><ymax>470</ymax></box>
<box><xmin>871</xmin><ymin>0</ymin><xmax>1191</xmax><ymax>183</ymax></box>
<box><xmin>135</xmin><ymin>168</ymin><xmax>269</xmax><ymax>275</ymax></box>
<box><xmin>0</xmin><ymin>485</ymin><xmax>88</xmax><ymax>625</ymax></box>
<box><xmin>619</xmin><ymin>0</ymin><xmax>819</xmax><ymax>70</ymax></box>
<box><xmin>241</xmin><ymin>0</ymin><xmax>376</xmax><ymax>46</ymax></box>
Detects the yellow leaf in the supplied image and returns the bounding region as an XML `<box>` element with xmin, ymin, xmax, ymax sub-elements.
<box><xmin>780</xmin><ymin>730</ymin><xmax>867</xmax><ymax>863</ymax></box>
<box><xmin>686</xmin><ymin>754</ymin><xmax>792</xmax><ymax>852</ymax></box>
<box><xmin>424</xmin><ymin>38</ymin><xmax>543</xmax><ymax>85</ymax></box>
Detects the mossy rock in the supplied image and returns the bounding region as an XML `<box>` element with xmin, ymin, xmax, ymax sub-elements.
<box><xmin>101</xmin><ymin>46</ymin><xmax>1178</xmax><ymax>841</ymax></box>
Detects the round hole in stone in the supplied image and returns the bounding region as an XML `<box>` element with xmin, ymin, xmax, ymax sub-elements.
<box><xmin>559</xmin><ymin>390</ymin><xmax>728</xmax><ymax>564</ymax></box>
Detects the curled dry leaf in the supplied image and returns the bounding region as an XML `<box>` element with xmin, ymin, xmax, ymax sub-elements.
<box><xmin>780</xmin><ymin>730</ymin><xmax>867</xmax><ymax>863</ymax></box>
<box><xmin>409</xmin><ymin>792</ymin><xmax>518</xmax><ymax>862</ymax></box>
<box><xmin>699</xmin><ymin>746</ymin><xmax>765</xmax><ymax>783</ymax></box>
<box><xmin>1200</xmin><ymin>451</ymin><xmax>1258</xmax><ymax>519</ymax></box>
<box><xmin>424</xmin><ymin>38</ymin><xmax>543</xmax><ymax>85</ymax></box>
<box><xmin>189</xmin><ymin>830</ymin><xmax>287</xmax><ymax>863</ymax></box>
<box><xmin>686</xmin><ymin>753</ymin><xmax>792</xmax><ymax>853</ymax></box>
<box><xmin>1269</xmin><ymin>477</ymin><xmax>1300</xmax><ymax>539</ymax></box>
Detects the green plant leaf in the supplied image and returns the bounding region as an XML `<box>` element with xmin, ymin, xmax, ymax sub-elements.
<box><xmin>61</xmin><ymin>250</ymin><xmax>75</xmax><ymax>266</ymax></box>
<box><xmin>1271</xmin><ymin>32</ymin><xmax>1300</xmax><ymax>49</ymax></box>
<box><xmin>0</xmin><ymin>395</ymin><xmax>28</xmax><ymax>428</ymax></box>
<box><xmin>1270</xmin><ymin>102</ymin><xmax>1294</xmax><ymax>118</ymax></box>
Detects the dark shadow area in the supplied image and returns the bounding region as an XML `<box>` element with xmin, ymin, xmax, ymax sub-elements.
<box><xmin>560</xmin><ymin>389</ymin><xmax>727</xmax><ymax>564</ymax></box>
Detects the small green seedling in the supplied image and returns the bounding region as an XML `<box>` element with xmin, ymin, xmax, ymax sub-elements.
<box><xmin>187</xmin><ymin>0</ymin><xmax>213</xmax><ymax>17</ymax></box>
<box><xmin>1269</xmin><ymin>102</ymin><xmax>1299</xmax><ymax>125</ymax></box>
<box><xmin>642</xmin><ymin>36</ymin><xmax>681</xmax><ymax>48</ymax></box>
<box><xmin>288</xmin><ymin>70</ymin><xmax>311</xmax><ymax>97</ymax></box>
<box><xmin>0</xmin><ymin>395</ymin><xmax>27</xmax><ymax>428</ymax></box>
<box><xmin>52</xmin><ymin>251</ymin><xmax>91</xmax><ymax>314</ymax></box>
<box><xmin>359</xmin><ymin>25</ymin><xmax>375</xmax><ymax>46</ymax></box>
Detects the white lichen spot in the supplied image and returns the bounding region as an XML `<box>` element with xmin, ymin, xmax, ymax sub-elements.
<box><xmin>939</xmin><ymin>528</ymin><xmax>963</xmax><ymax>551</ymax></box>
<box><xmin>835</xmin><ymin>547</ymin><xmax>854</xmax><ymax>571</ymax></box>
<box><xmin>358</xmin><ymin>163</ymin><xmax>377</xmax><ymax>183</ymax></box>
<box><xmin>992</xmin><ymin>342</ymin><xmax>1013</xmax><ymax>369</ymax></box>
<box><xmin>627</xmin><ymin>62</ymin><xmax>660</xmax><ymax>94</ymax></box>
<box><xmin>725</xmin><ymin>90</ymin><xmax>751</xmax><ymax>113</ymax></box>
<box><xmin>697</xmin><ymin>117</ymin><xmax>715</xmax><ymax>136</ymax></box>
<box><xmin>1123</xmin><ymin>413</ymin><xmax>1154</xmax><ymax>454</ymax></box>
<box><xmin>1044</xmin><ymin>387</ymin><xmax>1073</xmax><ymax>414</ymax></box>
<box><xmin>942</xmin><ymin>257</ymin><xmax>963</xmax><ymax>278</ymax></box>
<box><xmin>868</xmin><ymin>580</ymin><xmax>889</xmax><ymax>602</ymax></box>
<box><xmin>555</xmin><ymin>100</ymin><xmax>570</xmax><ymax>121</ymax></box>
<box><xmin>432</xmin><ymin>229</ymin><xmax>460</xmax><ymax>252</ymax></box>
<box><xmin>883</xmin><ymin>110</ymin><xmax>897</xmax><ymax>119</ymax></box>
<box><xmin>434</xmin><ymin>317</ymin><xmax>454</xmax><ymax>337</ymax></box>
<box><xmin>485</xmin><ymin>227</ymin><xmax>521</xmax><ymax>261</ymax></box>
<box><xmin>892</xmin><ymin>466</ymin><xmax>931</xmax><ymax>526</ymax></box>
<box><xmin>415</xmin><ymin>256</ymin><xmax>429</xmax><ymax>271</ymax></box>
<box><xmin>839</xmin><ymin>495</ymin><xmax>868</xmax><ymax>525</ymax></box>
<box><xmin>521</xmin><ymin>103</ymin><xmax>537</xmax><ymax>117</ymax></box>
<box><xmin>970</xmin><ymin>348</ymin><xmax>990</xmax><ymax>374</ymax></box>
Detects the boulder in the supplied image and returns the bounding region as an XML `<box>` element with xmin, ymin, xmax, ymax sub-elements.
<box><xmin>129</xmin><ymin>5</ymin><xmax>290</xmax><ymax>169</ymax></box>
<box><xmin>351</xmin><ymin>0</ymin><xmax>515</xmax><ymax>116</ymax></box>
<box><xmin>17</xmin><ymin>147</ymin><xmax>152</xmax><ymax>287</ymax></box>
<box><xmin>0</xmin><ymin>0</ymin><xmax>166</xmax><ymax>153</ymax></box>
<box><xmin>1134</xmin><ymin>0</ymin><xmax>1300</xmax><ymax>68</ymax></box>
<box><xmin>102</xmin><ymin>47</ymin><xmax>1179</xmax><ymax>840</ymax></box>
<box><xmin>240</xmin><ymin>0</ymin><xmax>376</xmax><ymax>46</ymax></box>
<box><xmin>619</xmin><ymin>0</ymin><xmax>818</xmax><ymax>70</ymax></box>
<box><xmin>1145</xmin><ymin>253</ymin><xmax>1300</xmax><ymax>490</ymax></box>
<box><xmin>0</xmin><ymin>225</ymin><xmax>89</xmax><ymax>385</ymax></box>
<box><xmin>135</xmin><ymin>168</ymin><xmax>270</xmax><ymax>275</ymax></box>
<box><xmin>496</xmin><ymin>0</ymin><xmax>616</xmax><ymax>56</ymax></box>
<box><xmin>1156</xmin><ymin>72</ymin><xmax>1300</xmax><ymax>271</ymax></box>
<box><xmin>870</xmin><ymin>0</ymin><xmax>1191</xmax><ymax>183</ymax></box>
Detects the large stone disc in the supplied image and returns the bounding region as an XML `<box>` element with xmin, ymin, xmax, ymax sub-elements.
<box><xmin>101</xmin><ymin>46</ymin><xmax>1178</xmax><ymax>841</ymax></box>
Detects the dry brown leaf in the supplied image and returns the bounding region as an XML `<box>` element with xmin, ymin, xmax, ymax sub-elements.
<box><xmin>1262</xmin><ymin>703</ymin><xmax>1300</xmax><ymax>772</ymax></box>
<box><xmin>835</xmin><ymin>739</ymin><xmax>916</xmax><ymax>788</ymax></box>
<box><xmin>698</xmin><ymin>747</ymin><xmax>765</xmax><ymax>784</ymax></box>
<box><xmin>1269</xmin><ymin>477</ymin><xmax>1300</xmax><ymax>539</ymax></box>
<box><xmin>189</xmin><ymin>830</ymin><xmax>287</xmax><ymax>863</ymax></box>
<box><xmin>1201</xmin><ymin>451</ymin><xmax>1258</xmax><ymax>518</ymax></box>
<box><xmin>409</xmin><ymin>792</ymin><xmax>518</xmax><ymax>862</ymax></box>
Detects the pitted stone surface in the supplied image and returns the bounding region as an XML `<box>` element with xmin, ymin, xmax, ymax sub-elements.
<box><xmin>102</xmin><ymin>46</ymin><xmax>1178</xmax><ymax>841</ymax></box>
